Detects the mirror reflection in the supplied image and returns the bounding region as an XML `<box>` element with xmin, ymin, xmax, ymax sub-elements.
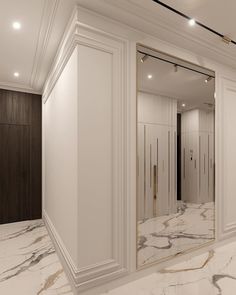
<box><xmin>137</xmin><ymin>46</ymin><xmax>215</xmax><ymax>267</ymax></box>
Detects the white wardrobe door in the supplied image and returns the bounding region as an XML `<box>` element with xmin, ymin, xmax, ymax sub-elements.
<box><xmin>182</xmin><ymin>132</ymin><xmax>199</xmax><ymax>203</ymax></box>
<box><xmin>208</xmin><ymin>132</ymin><xmax>214</xmax><ymax>202</ymax></box>
<box><xmin>199</xmin><ymin>132</ymin><xmax>209</xmax><ymax>203</ymax></box>
<box><xmin>147</xmin><ymin>124</ymin><xmax>169</xmax><ymax>217</ymax></box>
<box><xmin>144</xmin><ymin>125</ymin><xmax>155</xmax><ymax>218</ymax></box>
<box><xmin>138</xmin><ymin>123</ymin><xmax>145</xmax><ymax>220</ymax></box>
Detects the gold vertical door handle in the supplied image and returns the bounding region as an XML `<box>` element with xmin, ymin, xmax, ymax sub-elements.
<box><xmin>153</xmin><ymin>164</ymin><xmax>157</xmax><ymax>217</ymax></box>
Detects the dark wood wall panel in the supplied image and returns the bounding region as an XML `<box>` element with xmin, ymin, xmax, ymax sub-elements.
<box><xmin>0</xmin><ymin>89</ymin><xmax>42</xmax><ymax>224</ymax></box>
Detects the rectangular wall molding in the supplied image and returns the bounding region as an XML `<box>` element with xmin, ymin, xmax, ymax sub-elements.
<box><xmin>217</xmin><ymin>77</ymin><xmax>236</xmax><ymax>239</ymax></box>
<box><xmin>43</xmin><ymin>6</ymin><xmax>129</xmax><ymax>292</ymax></box>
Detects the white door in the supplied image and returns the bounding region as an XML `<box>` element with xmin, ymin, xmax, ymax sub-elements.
<box><xmin>145</xmin><ymin>124</ymin><xmax>169</xmax><ymax>217</ymax></box>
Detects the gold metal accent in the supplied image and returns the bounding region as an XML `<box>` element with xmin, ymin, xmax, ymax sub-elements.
<box><xmin>150</xmin><ymin>144</ymin><xmax>152</xmax><ymax>187</ymax></box>
<box><xmin>222</xmin><ymin>35</ymin><xmax>232</xmax><ymax>45</ymax></box>
<box><xmin>153</xmin><ymin>165</ymin><xmax>157</xmax><ymax>217</ymax></box>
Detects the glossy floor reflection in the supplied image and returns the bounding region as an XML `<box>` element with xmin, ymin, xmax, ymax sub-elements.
<box><xmin>0</xmin><ymin>219</ymin><xmax>73</xmax><ymax>295</ymax></box>
<box><xmin>103</xmin><ymin>239</ymin><xmax>236</xmax><ymax>295</ymax></box>
<box><xmin>138</xmin><ymin>202</ymin><xmax>215</xmax><ymax>266</ymax></box>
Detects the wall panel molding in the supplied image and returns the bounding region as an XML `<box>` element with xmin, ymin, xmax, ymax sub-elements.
<box><xmin>43</xmin><ymin>6</ymin><xmax>129</xmax><ymax>292</ymax></box>
<box><xmin>217</xmin><ymin>76</ymin><xmax>236</xmax><ymax>240</ymax></box>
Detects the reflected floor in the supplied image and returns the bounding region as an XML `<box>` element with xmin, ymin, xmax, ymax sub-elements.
<box><xmin>0</xmin><ymin>219</ymin><xmax>73</xmax><ymax>295</ymax></box>
<box><xmin>102</xmin><ymin>239</ymin><xmax>236</xmax><ymax>295</ymax></box>
<box><xmin>138</xmin><ymin>202</ymin><xmax>215</xmax><ymax>266</ymax></box>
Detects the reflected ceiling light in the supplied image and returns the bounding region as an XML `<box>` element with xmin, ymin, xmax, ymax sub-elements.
<box><xmin>147</xmin><ymin>74</ymin><xmax>153</xmax><ymax>79</ymax></box>
<box><xmin>214</xmin><ymin>92</ymin><xmax>216</xmax><ymax>99</ymax></box>
<box><xmin>182</xmin><ymin>103</ymin><xmax>186</xmax><ymax>107</ymax></box>
<box><xmin>205</xmin><ymin>76</ymin><xmax>213</xmax><ymax>83</ymax></box>
<box><xmin>12</xmin><ymin>21</ymin><xmax>21</xmax><ymax>30</ymax></box>
<box><xmin>189</xmin><ymin>19</ymin><xmax>196</xmax><ymax>26</ymax></box>
<box><xmin>174</xmin><ymin>64</ymin><xmax>178</xmax><ymax>72</ymax></box>
<box><xmin>14</xmin><ymin>72</ymin><xmax>19</xmax><ymax>77</ymax></box>
<box><xmin>141</xmin><ymin>54</ymin><xmax>148</xmax><ymax>63</ymax></box>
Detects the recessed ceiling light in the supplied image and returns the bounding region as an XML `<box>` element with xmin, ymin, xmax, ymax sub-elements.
<box><xmin>14</xmin><ymin>72</ymin><xmax>19</xmax><ymax>77</ymax></box>
<box><xmin>189</xmin><ymin>19</ymin><xmax>196</xmax><ymax>26</ymax></box>
<box><xmin>12</xmin><ymin>22</ymin><xmax>21</xmax><ymax>30</ymax></box>
<box><xmin>182</xmin><ymin>103</ymin><xmax>186</xmax><ymax>107</ymax></box>
<box><xmin>148</xmin><ymin>74</ymin><xmax>153</xmax><ymax>79</ymax></box>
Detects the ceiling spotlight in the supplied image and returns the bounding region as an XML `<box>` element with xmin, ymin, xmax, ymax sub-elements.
<box><xmin>147</xmin><ymin>74</ymin><xmax>153</xmax><ymax>79</ymax></box>
<box><xmin>189</xmin><ymin>19</ymin><xmax>196</xmax><ymax>26</ymax></box>
<box><xmin>174</xmin><ymin>64</ymin><xmax>178</xmax><ymax>72</ymax></box>
<box><xmin>141</xmin><ymin>54</ymin><xmax>148</xmax><ymax>63</ymax></box>
<box><xmin>14</xmin><ymin>72</ymin><xmax>19</xmax><ymax>77</ymax></box>
<box><xmin>205</xmin><ymin>76</ymin><xmax>213</xmax><ymax>83</ymax></box>
<box><xmin>12</xmin><ymin>22</ymin><xmax>21</xmax><ymax>30</ymax></box>
<box><xmin>182</xmin><ymin>103</ymin><xmax>186</xmax><ymax>107</ymax></box>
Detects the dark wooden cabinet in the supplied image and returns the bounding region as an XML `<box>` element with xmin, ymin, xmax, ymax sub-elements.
<box><xmin>0</xmin><ymin>89</ymin><xmax>42</xmax><ymax>224</ymax></box>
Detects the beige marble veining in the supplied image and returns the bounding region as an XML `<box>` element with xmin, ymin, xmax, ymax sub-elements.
<box><xmin>0</xmin><ymin>219</ymin><xmax>73</xmax><ymax>295</ymax></box>
<box><xmin>138</xmin><ymin>202</ymin><xmax>215</xmax><ymax>266</ymax></box>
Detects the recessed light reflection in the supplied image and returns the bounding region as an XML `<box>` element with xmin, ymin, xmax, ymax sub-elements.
<box><xmin>12</xmin><ymin>22</ymin><xmax>21</xmax><ymax>30</ymax></box>
<box><xmin>182</xmin><ymin>103</ymin><xmax>186</xmax><ymax>107</ymax></box>
<box><xmin>14</xmin><ymin>72</ymin><xmax>19</xmax><ymax>77</ymax></box>
<box><xmin>189</xmin><ymin>19</ymin><xmax>196</xmax><ymax>26</ymax></box>
<box><xmin>147</xmin><ymin>74</ymin><xmax>153</xmax><ymax>79</ymax></box>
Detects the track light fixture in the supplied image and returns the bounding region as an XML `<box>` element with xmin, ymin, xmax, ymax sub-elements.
<box><xmin>138</xmin><ymin>49</ymin><xmax>215</xmax><ymax>79</ymax></box>
<box><xmin>205</xmin><ymin>76</ymin><xmax>213</xmax><ymax>83</ymax></box>
<box><xmin>152</xmin><ymin>0</ymin><xmax>236</xmax><ymax>46</ymax></box>
<box><xmin>141</xmin><ymin>54</ymin><xmax>149</xmax><ymax>63</ymax></box>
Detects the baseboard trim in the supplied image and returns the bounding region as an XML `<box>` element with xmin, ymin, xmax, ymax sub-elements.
<box><xmin>43</xmin><ymin>210</ymin><xmax>129</xmax><ymax>294</ymax></box>
<box><xmin>43</xmin><ymin>210</ymin><xmax>78</xmax><ymax>294</ymax></box>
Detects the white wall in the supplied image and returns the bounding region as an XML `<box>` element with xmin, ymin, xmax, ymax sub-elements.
<box><xmin>44</xmin><ymin>47</ymin><xmax>79</xmax><ymax>266</ymax></box>
<box><xmin>42</xmin><ymin>5</ymin><xmax>236</xmax><ymax>295</ymax></box>
<box><xmin>43</xmin><ymin>9</ymin><xmax>128</xmax><ymax>292</ymax></box>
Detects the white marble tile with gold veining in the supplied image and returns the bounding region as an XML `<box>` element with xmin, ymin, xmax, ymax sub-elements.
<box><xmin>102</xmin><ymin>240</ymin><xmax>236</xmax><ymax>295</ymax></box>
<box><xmin>0</xmin><ymin>219</ymin><xmax>73</xmax><ymax>295</ymax></box>
<box><xmin>138</xmin><ymin>202</ymin><xmax>215</xmax><ymax>266</ymax></box>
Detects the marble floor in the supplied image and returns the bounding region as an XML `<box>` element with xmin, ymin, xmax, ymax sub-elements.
<box><xmin>0</xmin><ymin>219</ymin><xmax>73</xmax><ymax>295</ymax></box>
<box><xmin>138</xmin><ymin>202</ymin><xmax>215</xmax><ymax>266</ymax></box>
<box><xmin>102</xmin><ymin>240</ymin><xmax>236</xmax><ymax>295</ymax></box>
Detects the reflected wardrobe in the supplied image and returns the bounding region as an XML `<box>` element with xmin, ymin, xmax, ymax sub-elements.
<box><xmin>137</xmin><ymin>46</ymin><xmax>215</xmax><ymax>267</ymax></box>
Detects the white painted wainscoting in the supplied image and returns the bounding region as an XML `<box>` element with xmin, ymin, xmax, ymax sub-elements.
<box><xmin>43</xmin><ymin>8</ymin><xmax>129</xmax><ymax>293</ymax></box>
<box><xmin>42</xmin><ymin>5</ymin><xmax>236</xmax><ymax>295</ymax></box>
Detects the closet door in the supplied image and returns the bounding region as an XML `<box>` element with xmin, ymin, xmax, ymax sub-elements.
<box><xmin>0</xmin><ymin>89</ymin><xmax>42</xmax><ymax>224</ymax></box>
<box><xmin>144</xmin><ymin>125</ymin><xmax>154</xmax><ymax>219</ymax></box>
<box><xmin>199</xmin><ymin>132</ymin><xmax>209</xmax><ymax>203</ymax></box>
<box><xmin>208</xmin><ymin>132</ymin><xmax>214</xmax><ymax>202</ymax></box>
<box><xmin>146</xmin><ymin>124</ymin><xmax>169</xmax><ymax>217</ymax></box>
<box><xmin>182</xmin><ymin>132</ymin><xmax>198</xmax><ymax>203</ymax></box>
<box><xmin>137</xmin><ymin>123</ymin><xmax>145</xmax><ymax>220</ymax></box>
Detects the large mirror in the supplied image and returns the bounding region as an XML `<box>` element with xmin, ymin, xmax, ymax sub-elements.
<box><xmin>137</xmin><ymin>46</ymin><xmax>215</xmax><ymax>267</ymax></box>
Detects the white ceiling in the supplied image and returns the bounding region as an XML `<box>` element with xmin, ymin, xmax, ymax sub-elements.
<box><xmin>0</xmin><ymin>0</ymin><xmax>75</xmax><ymax>94</ymax></box>
<box><xmin>76</xmin><ymin>0</ymin><xmax>236</xmax><ymax>68</ymax></box>
<box><xmin>137</xmin><ymin>51</ymin><xmax>215</xmax><ymax>112</ymax></box>
<box><xmin>1</xmin><ymin>0</ymin><xmax>236</xmax><ymax>94</ymax></box>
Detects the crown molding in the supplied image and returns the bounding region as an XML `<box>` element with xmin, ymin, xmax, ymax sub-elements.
<box><xmin>0</xmin><ymin>82</ymin><xmax>41</xmax><ymax>95</ymax></box>
<box><xmin>29</xmin><ymin>0</ymin><xmax>60</xmax><ymax>91</ymax></box>
<box><xmin>88</xmin><ymin>0</ymin><xmax>236</xmax><ymax>69</ymax></box>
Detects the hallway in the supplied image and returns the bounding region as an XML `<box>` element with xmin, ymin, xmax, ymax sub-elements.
<box><xmin>2</xmin><ymin>0</ymin><xmax>236</xmax><ymax>294</ymax></box>
<box><xmin>2</xmin><ymin>220</ymin><xmax>236</xmax><ymax>294</ymax></box>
